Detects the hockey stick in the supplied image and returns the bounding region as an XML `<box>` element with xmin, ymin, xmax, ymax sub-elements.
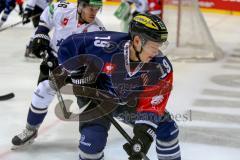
<box><xmin>49</xmin><ymin>71</ymin><xmax>72</xmax><ymax>119</ymax></box>
<box><xmin>40</xmin><ymin>51</ymin><xmax>72</xmax><ymax>119</ymax></box>
<box><xmin>70</xmin><ymin>88</ymin><xmax>150</xmax><ymax>159</ymax></box>
<box><xmin>98</xmin><ymin>107</ymin><xmax>150</xmax><ymax>160</ymax></box>
<box><xmin>0</xmin><ymin>92</ymin><xmax>15</xmax><ymax>101</ymax></box>
<box><xmin>0</xmin><ymin>13</ymin><xmax>41</xmax><ymax>32</ymax></box>
<box><xmin>41</xmin><ymin>51</ymin><xmax>150</xmax><ymax>159</ymax></box>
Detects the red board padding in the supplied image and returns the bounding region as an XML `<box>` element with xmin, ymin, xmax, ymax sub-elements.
<box><xmin>199</xmin><ymin>0</ymin><xmax>240</xmax><ymax>11</ymax></box>
<box><xmin>105</xmin><ymin>0</ymin><xmax>240</xmax><ymax>12</ymax></box>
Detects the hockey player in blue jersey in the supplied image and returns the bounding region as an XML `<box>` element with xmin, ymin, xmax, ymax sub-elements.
<box><xmin>58</xmin><ymin>13</ymin><xmax>181</xmax><ymax>160</ymax></box>
<box><xmin>0</xmin><ymin>0</ymin><xmax>16</xmax><ymax>27</ymax></box>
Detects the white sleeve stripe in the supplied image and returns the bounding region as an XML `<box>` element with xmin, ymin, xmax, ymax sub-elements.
<box><xmin>156</xmin><ymin>143</ymin><xmax>179</xmax><ymax>151</ymax></box>
<box><xmin>135</xmin><ymin>120</ymin><xmax>158</xmax><ymax>129</ymax></box>
<box><xmin>170</xmin><ymin>128</ymin><xmax>179</xmax><ymax>135</ymax></box>
<box><xmin>30</xmin><ymin>105</ymin><xmax>48</xmax><ymax>114</ymax></box>
<box><xmin>38</xmin><ymin>23</ymin><xmax>51</xmax><ymax>30</ymax></box>
<box><xmin>157</xmin><ymin>138</ymin><xmax>178</xmax><ymax>147</ymax></box>
<box><xmin>157</xmin><ymin>150</ymin><xmax>181</xmax><ymax>158</ymax></box>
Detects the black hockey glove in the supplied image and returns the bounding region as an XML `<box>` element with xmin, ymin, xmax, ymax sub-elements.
<box><xmin>70</xmin><ymin>66</ymin><xmax>87</xmax><ymax>83</ymax></box>
<box><xmin>64</xmin><ymin>66</ymin><xmax>96</xmax><ymax>89</ymax></box>
<box><xmin>40</xmin><ymin>50</ymin><xmax>59</xmax><ymax>75</ymax></box>
<box><xmin>22</xmin><ymin>8</ymin><xmax>33</xmax><ymax>24</ymax></box>
<box><xmin>123</xmin><ymin>124</ymin><xmax>155</xmax><ymax>160</ymax></box>
<box><xmin>69</xmin><ymin>66</ymin><xmax>93</xmax><ymax>85</ymax></box>
<box><xmin>32</xmin><ymin>34</ymin><xmax>51</xmax><ymax>58</ymax></box>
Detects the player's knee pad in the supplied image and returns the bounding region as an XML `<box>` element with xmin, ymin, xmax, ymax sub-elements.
<box><xmin>31</xmin><ymin>80</ymin><xmax>56</xmax><ymax>109</ymax></box>
<box><xmin>79</xmin><ymin>124</ymin><xmax>108</xmax><ymax>160</ymax></box>
<box><xmin>156</xmin><ymin>117</ymin><xmax>181</xmax><ymax>160</ymax></box>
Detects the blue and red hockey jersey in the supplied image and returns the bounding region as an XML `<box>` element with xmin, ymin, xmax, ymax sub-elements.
<box><xmin>58</xmin><ymin>31</ymin><xmax>173</xmax><ymax>119</ymax></box>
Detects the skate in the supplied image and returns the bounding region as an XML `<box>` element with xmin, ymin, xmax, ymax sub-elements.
<box><xmin>11</xmin><ymin>127</ymin><xmax>38</xmax><ymax>150</ymax></box>
<box><xmin>24</xmin><ymin>41</ymin><xmax>41</xmax><ymax>63</ymax></box>
<box><xmin>24</xmin><ymin>45</ymin><xmax>37</xmax><ymax>59</ymax></box>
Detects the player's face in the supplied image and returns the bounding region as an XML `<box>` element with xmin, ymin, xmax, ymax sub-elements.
<box><xmin>140</xmin><ymin>41</ymin><xmax>162</xmax><ymax>63</ymax></box>
<box><xmin>80</xmin><ymin>4</ymin><xmax>100</xmax><ymax>23</ymax></box>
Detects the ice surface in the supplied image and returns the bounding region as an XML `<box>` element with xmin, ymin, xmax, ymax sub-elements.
<box><xmin>0</xmin><ymin>5</ymin><xmax>240</xmax><ymax>160</ymax></box>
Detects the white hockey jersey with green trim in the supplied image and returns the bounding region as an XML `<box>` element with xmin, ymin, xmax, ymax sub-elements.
<box><xmin>39</xmin><ymin>2</ymin><xmax>105</xmax><ymax>52</ymax></box>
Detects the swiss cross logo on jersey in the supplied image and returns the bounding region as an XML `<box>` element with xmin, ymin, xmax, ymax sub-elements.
<box><xmin>102</xmin><ymin>63</ymin><xmax>116</xmax><ymax>74</ymax></box>
<box><xmin>151</xmin><ymin>95</ymin><xmax>164</xmax><ymax>106</ymax></box>
<box><xmin>61</xmin><ymin>18</ymin><xmax>69</xmax><ymax>26</ymax></box>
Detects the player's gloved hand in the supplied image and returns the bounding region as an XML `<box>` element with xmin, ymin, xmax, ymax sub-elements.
<box><xmin>69</xmin><ymin>65</ymin><xmax>92</xmax><ymax>85</ymax></box>
<box><xmin>32</xmin><ymin>34</ymin><xmax>51</xmax><ymax>58</ymax></box>
<box><xmin>22</xmin><ymin>8</ymin><xmax>33</xmax><ymax>24</ymax></box>
<box><xmin>123</xmin><ymin>124</ymin><xmax>155</xmax><ymax>160</ymax></box>
<box><xmin>40</xmin><ymin>50</ymin><xmax>58</xmax><ymax>75</ymax></box>
<box><xmin>42</xmin><ymin>50</ymin><xmax>58</xmax><ymax>70</ymax></box>
<box><xmin>65</xmin><ymin>66</ymin><xmax>95</xmax><ymax>88</ymax></box>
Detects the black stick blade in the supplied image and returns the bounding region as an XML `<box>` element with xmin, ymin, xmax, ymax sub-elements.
<box><xmin>0</xmin><ymin>93</ymin><xmax>15</xmax><ymax>101</ymax></box>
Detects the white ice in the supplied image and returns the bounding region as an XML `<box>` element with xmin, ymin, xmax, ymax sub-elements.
<box><xmin>0</xmin><ymin>5</ymin><xmax>240</xmax><ymax>160</ymax></box>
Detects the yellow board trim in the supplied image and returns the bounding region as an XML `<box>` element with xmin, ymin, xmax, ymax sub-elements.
<box><xmin>200</xmin><ymin>8</ymin><xmax>240</xmax><ymax>16</ymax></box>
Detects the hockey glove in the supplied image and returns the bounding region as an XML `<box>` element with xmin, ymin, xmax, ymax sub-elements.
<box><xmin>40</xmin><ymin>50</ymin><xmax>58</xmax><ymax>75</ymax></box>
<box><xmin>22</xmin><ymin>8</ymin><xmax>33</xmax><ymax>24</ymax></box>
<box><xmin>123</xmin><ymin>124</ymin><xmax>155</xmax><ymax>160</ymax></box>
<box><xmin>69</xmin><ymin>66</ymin><xmax>92</xmax><ymax>85</ymax></box>
<box><xmin>65</xmin><ymin>66</ymin><xmax>95</xmax><ymax>88</ymax></box>
<box><xmin>32</xmin><ymin>34</ymin><xmax>51</xmax><ymax>58</ymax></box>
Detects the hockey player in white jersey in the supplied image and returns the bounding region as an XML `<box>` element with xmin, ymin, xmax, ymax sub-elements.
<box><xmin>23</xmin><ymin>0</ymin><xmax>51</xmax><ymax>58</ymax></box>
<box><xmin>12</xmin><ymin>0</ymin><xmax>104</xmax><ymax>149</ymax></box>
